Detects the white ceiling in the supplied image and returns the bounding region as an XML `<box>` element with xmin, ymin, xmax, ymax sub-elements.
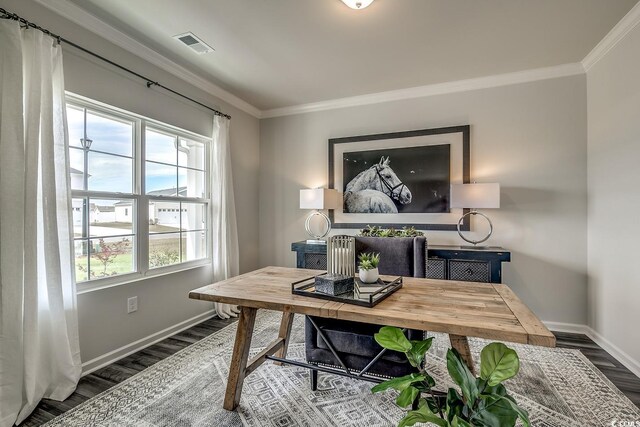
<box><xmin>67</xmin><ymin>0</ymin><xmax>637</xmax><ymax>111</ymax></box>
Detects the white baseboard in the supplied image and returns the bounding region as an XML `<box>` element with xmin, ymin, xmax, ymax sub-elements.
<box><xmin>584</xmin><ymin>326</ymin><xmax>640</xmax><ymax>379</ymax></box>
<box><xmin>543</xmin><ymin>320</ymin><xmax>590</xmax><ymax>335</ymax></box>
<box><xmin>81</xmin><ymin>309</ymin><xmax>217</xmax><ymax>375</ymax></box>
<box><xmin>544</xmin><ymin>320</ymin><xmax>640</xmax><ymax>379</ymax></box>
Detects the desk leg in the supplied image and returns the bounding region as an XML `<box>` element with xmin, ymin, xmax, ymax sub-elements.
<box><xmin>273</xmin><ymin>312</ymin><xmax>294</xmax><ymax>365</ymax></box>
<box><xmin>448</xmin><ymin>334</ymin><xmax>476</xmax><ymax>376</ymax></box>
<box><xmin>223</xmin><ymin>306</ymin><xmax>257</xmax><ymax>411</ymax></box>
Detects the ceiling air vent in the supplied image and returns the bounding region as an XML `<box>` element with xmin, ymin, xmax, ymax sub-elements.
<box><xmin>173</xmin><ymin>32</ymin><xmax>214</xmax><ymax>54</ymax></box>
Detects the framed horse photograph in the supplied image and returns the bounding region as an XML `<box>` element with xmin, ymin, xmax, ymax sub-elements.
<box><xmin>328</xmin><ymin>125</ymin><xmax>470</xmax><ymax>231</ymax></box>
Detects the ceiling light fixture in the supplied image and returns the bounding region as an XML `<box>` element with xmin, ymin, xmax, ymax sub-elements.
<box><xmin>340</xmin><ymin>0</ymin><xmax>374</xmax><ymax>10</ymax></box>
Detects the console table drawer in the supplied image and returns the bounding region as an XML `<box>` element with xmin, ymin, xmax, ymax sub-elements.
<box><xmin>448</xmin><ymin>260</ymin><xmax>490</xmax><ymax>282</ymax></box>
<box><xmin>426</xmin><ymin>259</ymin><xmax>446</xmax><ymax>279</ymax></box>
<box><xmin>305</xmin><ymin>253</ymin><xmax>327</xmax><ymax>270</ymax></box>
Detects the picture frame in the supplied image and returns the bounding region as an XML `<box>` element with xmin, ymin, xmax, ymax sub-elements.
<box><xmin>328</xmin><ymin>125</ymin><xmax>470</xmax><ymax>231</ymax></box>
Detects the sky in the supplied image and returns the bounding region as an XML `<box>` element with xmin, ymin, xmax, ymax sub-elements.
<box><xmin>67</xmin><ymin>106</ymin><xmax>205</xmax><ymax>203</ymax></box>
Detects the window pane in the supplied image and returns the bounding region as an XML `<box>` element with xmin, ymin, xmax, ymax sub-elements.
<box><xmin>74</xmin><ymin>240</ymin><xmax>88</xmax><ymax>282</ymax></box>
<box><xmin>149</xmin><ymin>233</ymin><xmax>181</xmax><ymax>268</ymax></box>
<box><xmin>178</xmin><ymin>168</ymin><xmax>205</xmax><ymax>198</ymax></box>
<box><xmin>86</xmin><ymin>111</ymin><xmax>133</xmax><ymax>157</ymax></box>
<box><xmin>181</xmin><ymin>203</ymin><xmax>207</xmax><ymax>231</ymax></box>
<box><xmin>181</xmin><ymin>231</ymin><xmax>206</xmax><ymax>262</ymax></box>
<box><xmin>178</xmin><ymin>139</ymin><xmax>205</xmax><ymax>170</ymax></box>
<box><xmin>67</xmin><ymin>106</ymin><xmax>84</xmax><ymax>148</ymax></box>
<box><xmin>149</xmin><ymin>200</ymin><xmax>181</xmax><ymax>232</ymax></box>
<box><xmin>89</xmin><ymin>198</ymin><xmax>134</xmax><ymax>237</ymax></box>
<box><xmin>88</xmin><ymin>152</ymin><xmax>133</xmax><ymax>193</ymax></box>
<box><xmin>146</xmin><ymin>161</ymin><xmax>177</xmax><ymax>195</ymax></box>
<box><xmin>146</xmin><ymin>129</ymin><xmax>176</xmax><ymax>165</ymax></box>
<box><xmin>88</xmin><ymin>236</ymin><xmax>134</xmax><ymax>278</ymax></box>
<box><xmin>72</xmin><ymin>197</ymin><xmax>87</xmax><ymax>238</ymax></box>
<box><xmin>69</xmin><ymin>148</ymin><xmax>85</xmax><ymax>190</ymax></box>
<box><xmin>66</xmin><ymin>97</ymin><xmax>213</xmax><ymax>282</ymax></box>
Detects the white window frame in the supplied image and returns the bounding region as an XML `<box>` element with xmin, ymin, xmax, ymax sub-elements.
<box><xmin>66</xmin><ymin>93</ymin><xmax>212</xmax><ymax>294</ymax></box>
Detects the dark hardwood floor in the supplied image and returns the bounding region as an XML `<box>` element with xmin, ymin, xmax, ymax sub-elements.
<box><xmin>20</xmin><ymin>319</ymin><xmax>640</xmax><ymax>426</ymax></box>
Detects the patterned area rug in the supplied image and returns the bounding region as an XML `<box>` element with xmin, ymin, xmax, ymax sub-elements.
<box><xmin>45</xmin><ymin>310</ymin><xmax>640</xmax><ymax>426</ymax></box>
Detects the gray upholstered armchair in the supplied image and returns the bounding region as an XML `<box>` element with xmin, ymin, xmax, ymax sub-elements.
<box><xmin>305</xmin><ymin>236</ymin><xmax>427</xmax><ymax>389</ymax></box>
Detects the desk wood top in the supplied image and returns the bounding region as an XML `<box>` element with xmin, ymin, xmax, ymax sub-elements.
<box><xmin>189</xmin><ymin>266</ymin><xmax>555</xmax><ymax>347</ymax></box>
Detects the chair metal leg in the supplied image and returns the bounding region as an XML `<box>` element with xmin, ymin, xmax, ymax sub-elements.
<box><xmin>307</xmin><ymin>316</ymin><xmax>352</xmax><ymax>375</ymax></box>
<box><xmin>310</xmin><ymin>369</ymin><xmax>318</xmax><ymax>391</ymax></box>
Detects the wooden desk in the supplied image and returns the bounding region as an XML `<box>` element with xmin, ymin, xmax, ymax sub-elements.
<box><xmin>189</xmin><ymin>266</ymin><xmax>555</xmax><ymax>411</ymax></box>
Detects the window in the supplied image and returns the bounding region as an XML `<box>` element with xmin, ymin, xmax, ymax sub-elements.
<box><xmin>67</xmin><ymin>95</ymin><xmax>210</xmax><ymax>287</ymax></box>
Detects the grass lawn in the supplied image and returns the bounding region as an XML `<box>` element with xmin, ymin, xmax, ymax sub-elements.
<box><xmin>75</xmin><ymin>253</ymin><xmax>134</xmax><ymax>282</ymax></box>
<box><xmin>75</xmin><ymin>235</ymin><xmax>188</xmax><ymax>282</ymax></box>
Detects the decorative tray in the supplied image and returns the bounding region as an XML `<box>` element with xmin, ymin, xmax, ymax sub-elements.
<box><xmin>291</xmin><ymin>275</ymin><xmax>403</xmax><ymax>308</ymax></box>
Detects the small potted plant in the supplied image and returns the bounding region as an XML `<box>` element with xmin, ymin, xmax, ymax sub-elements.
<box><xmin>358</xmin><ymin>252</ymin><xmax>380</xmax><ymax>283</ymax></box>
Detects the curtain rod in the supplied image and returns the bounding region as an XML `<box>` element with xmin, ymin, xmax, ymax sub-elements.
<box><xmin>0</xmin><ymin>7</ymin><xmax>231</xmax><ymax>120</ymax></box>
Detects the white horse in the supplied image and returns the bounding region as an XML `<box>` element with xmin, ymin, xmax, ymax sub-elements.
<box><xmin>344</xmin><ymin>157</ymin><xmax>412</xmax><ymax>213</ymax></box>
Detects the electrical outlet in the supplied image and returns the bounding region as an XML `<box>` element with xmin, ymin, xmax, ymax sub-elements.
<box><xmin>127</xmin><ymin>296</ymin><xmax>138</xmax><ymax>313</ymax></box>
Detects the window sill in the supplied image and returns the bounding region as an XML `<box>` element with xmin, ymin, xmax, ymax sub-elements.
<box><xmin>76</xmin><ymin>259</ymin><xmax>212</xmax><ymax>294</ymax></box>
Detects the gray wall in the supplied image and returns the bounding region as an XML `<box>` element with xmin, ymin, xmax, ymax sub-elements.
<box><xmin>3</xmin><ymin>0</ymin><xmax>260</xmax><ymax>364</ymax></box>
<box><xmin>587</xmin><ymin>24</ymin><xmax>640</xmax><ymax>366</ymax></box>
<box><xmin>260</xmin><ymin>75</ymin><xmax>588</xmax><ymax>325</ymax></box>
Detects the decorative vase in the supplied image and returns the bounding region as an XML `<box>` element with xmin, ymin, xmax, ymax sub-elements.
<box><xmin>359</xmin><ymin>267</ymin><xmax>379</xmax><ymax>283</ymax></box>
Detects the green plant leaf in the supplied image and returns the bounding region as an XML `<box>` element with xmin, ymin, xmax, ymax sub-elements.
<box><xmin>398</xmin><ymin>404</ymin><xmax>448</xmax><ymax>427</ymax></box>
<box><xmin>452</xmin><ymin>416</ymin><xmax>472</xmax><ymax>427</ymax></box>
<box><xmin>411</xmin><ymin>337</ymin><xmax>434</xmax><ymax>355</ymax></box>
<box><xmin>480</xmin><ymin>343</ymin><xmax>520</xmax><ymax>386</ymax></box>
<box><xmin>396</xmin><ymin>386</ymin><xmax>420</xmax><ymax>408</ymax></box>
<box><xmin>374</xmin><ymin>326</ymin><xmax>412</xmax><ymax>353</ymax></box>
<box><xmin>445</xmin><ymin>388</ymin><xmax>465</xmax><ymax>423</ymax></box>
<box><xmin>371</xmin><ymin>373</ymin><xmax>425</xmax><ymax>393</ymax></box>
<box><xmin>446</xmin><ymin>348</ymin><xmax>479</xmax><ymax>404</ymax></box>
<box><xmin>424</xmin><ymin>396</ymin><xmax>441</xmax><ymax>414</ymax></box>
<box><xmin>470</xmin><ymin>394</ymin><xmax>518</xmax><ymax>427</ymax></box>
<box><xmin>414</xmin><ymin>374</ymin><xmax>436</xmax><ymax>391</ymax></box>
<box><xmin>482</xmin><ymin>382</ymin><xmax>508</xmax><ymax>397</ymax></box>
<box><xmin>488</xmin><ymin>394</ymin><xmax>530</xmax><ymax>427</ymax></box>
<box><xmin>407</xmin><ymin>337</ymin><xmax>433</xmax><ymax>368</ymax></box>
<box><xmin>405</xmin><ymin>352</ymin><xmax>419</xmax><ymax>369</ymax></box>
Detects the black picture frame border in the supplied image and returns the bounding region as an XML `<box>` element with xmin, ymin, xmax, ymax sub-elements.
<box><xmin>328</xmin><ymin>125</ymin><xmax>470</xmax><ymax>231</ymax></box>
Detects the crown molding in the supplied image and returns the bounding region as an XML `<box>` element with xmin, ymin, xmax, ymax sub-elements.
<box><xmin>34</xmin><ymin>0</ymin><xmax>261</xmax><ymax>118</ymax></box>
<box><xmin>261</xmin><ymin>63</ymin><xmax>585</xmax><ymax>118</ymax></box>
<box><xmin>34</xmin><ymin>0</ymin><xmax>637</xmax><ymax>120</ymax></box>
<box><xmin>582</xmin><ymin>1</ymin><xmax>640</xmax><ymax>72</ymax></box>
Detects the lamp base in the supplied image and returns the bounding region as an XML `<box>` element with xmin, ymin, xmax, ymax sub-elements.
<box><xmin>457</xmin><ymin>210</ymin><xmax>493</xmax><ymax>246</ymax></box>
<box><xmin>305</xmin><ymin>210</ymin><xmax>331</xmax><ymax>242</ymax></box>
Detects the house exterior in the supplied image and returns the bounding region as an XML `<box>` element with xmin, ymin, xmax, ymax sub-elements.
<box><xmin>114</xmin><ymin>187</ymin><xmax>187</xmax><ymax>227</ymax></box>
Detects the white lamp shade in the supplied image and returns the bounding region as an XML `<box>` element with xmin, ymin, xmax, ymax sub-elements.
<box><xmin>300</xmin><ymin>188</ymin><xmax>341</xmax><ymax>210</ymax></box>
<box><xmin>340</xmin><ymin>0</ymin><xmax>374</xmax><ymax>9</ymax></box>
<box><xmin>450</xmin><ymin>183</ymin><xmax>500</xmax><ymax>209</ymax></box>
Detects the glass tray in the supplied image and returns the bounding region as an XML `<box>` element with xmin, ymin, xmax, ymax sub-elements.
<box><xmin>291</xmin><ymin>275</ymin><xmax>403</xmax><ymax>308</ymax></box>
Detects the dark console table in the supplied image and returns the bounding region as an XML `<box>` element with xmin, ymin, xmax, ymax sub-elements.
<box><xmin>291</xmin><ymin>241</ymin><xmax>510</xmax><ymax>284</ymax></box>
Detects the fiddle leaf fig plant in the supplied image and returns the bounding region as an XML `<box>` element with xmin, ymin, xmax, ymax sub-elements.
<box><xmin>372</xmin><ymin>326</ymin><xmax>530</xmax><ymax>427</ymax></box>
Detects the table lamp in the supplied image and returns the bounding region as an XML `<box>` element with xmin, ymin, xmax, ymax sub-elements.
<box><xmin>299</xmin><ymin>188</ymin><xmax>341</xmax><ymax>244</ymax></box>
<box><xmin>450</xmin><ymin>183</ymin><xmax>500</xmax><ymax>247</ymax></box>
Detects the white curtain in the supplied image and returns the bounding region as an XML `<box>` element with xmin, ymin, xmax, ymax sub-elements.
<box><xmin>210</xmin><ymin>115</ymin><xmax>240</xmax><ymax>319</ymax></box>
<box><xmin>0</xmin><ymin>22</ymin><xmax>82</xmax><ymax>426</ymax></box>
